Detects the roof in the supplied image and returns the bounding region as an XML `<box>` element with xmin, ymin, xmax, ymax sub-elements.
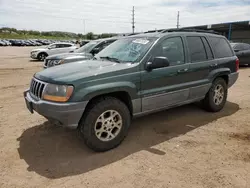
<box><xmin>123</xmin><ymin>29</ymin><xmax>223</xmax><ymax>39</ymax></box>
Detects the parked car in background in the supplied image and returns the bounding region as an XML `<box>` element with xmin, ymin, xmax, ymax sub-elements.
<box><xmin>0</xmin><ymin>40</ymin><xmax>5</xmax><ymax>46</ymax></box>
<box><xmin>44</xmin><ymin>38</ymin><xmax>117</xmax><ymax>68</ymax></box>
<box><xmin>24</xmin><ymin>30</ymin><xmax>239</xmax><ymax>151</ymax></box>
<box><xmin>30</xmin><ymin>42</ymin><xmax>77</xmax><ymax>61</ymax></box>
<box><xmin>80</xmin><ymin>40</ymin><xmax>90</xmax><ymax>47</ymax></box>
<box><xmin>230</xmin><ymin>42</ymin><xmax>250</xmax><ymax>65</ymax></box>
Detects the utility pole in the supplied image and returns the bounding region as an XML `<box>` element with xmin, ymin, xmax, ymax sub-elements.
<box><xmin>132</xmin><ymin>6</ymin><xmax>135</xmax><ymax>33</ymax></box>
<box><xmin>177</xmin><ymin>11</ymin><xmax>180</xmax><ymax>29</ymax></box>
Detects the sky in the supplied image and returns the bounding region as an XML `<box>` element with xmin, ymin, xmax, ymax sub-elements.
<box><xmin>0</xmin><ymin>0</ymin><xmax>250</xmax><ymax>34</ymax></box>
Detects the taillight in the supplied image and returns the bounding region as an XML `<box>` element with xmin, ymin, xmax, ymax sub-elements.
<box><xmin>236</xmin><ymin>58</ymin><xmax>239</xmax><ymax>72</ymax></box>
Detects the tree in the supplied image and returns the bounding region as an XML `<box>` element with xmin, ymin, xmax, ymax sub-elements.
<box><xmin>86</xmin><ymin>32</ymin><xmax>94</xmax><ymax>40</ymax></box>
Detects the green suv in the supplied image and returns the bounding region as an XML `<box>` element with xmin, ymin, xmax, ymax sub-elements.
<box><xmin>24</xmin><ymin>30</ymin><xmax>239</xmax><ymax>151</ymax></box>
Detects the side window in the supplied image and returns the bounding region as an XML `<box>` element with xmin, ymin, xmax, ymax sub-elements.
<box><xmin>102</xmin><ymin>40</ymin><xmax>115</xmax><ymax>48</ymax></box>
<box><xmin>152</xmin><ymin>37</ymin><xmax>185</xmax><ymax>66</ymax></box>
<box><xmin>49</xmin><ymin>44</ymin><xmax>56</xmax><ymax>49</ymax></box>
<box><xmin>55</xmin><ymin>44</ymin><xmax>63</xmax><ymax>48</ymax></box>
<box><xmin>64</xmin><ymin>44</ymin><xmax>72</xmax><ymax>48</ymax></box>
<box><xmin>97</xmin><ymin>40</ymin><xmax>115</xmax><ymax>52</ymax></box>
<box><xmin>209</xmin><ymin>37</ymin><xmax>233</xmax><ymax>58</ymax></box>
<box><xmin>57</xmin><ymin>44</ymin><xmax>72</xmax><ymax>48</ymax></box>
<box><xmin>201</xmin><ymin>37</ymin><xmax>213</xmax><ymax>60</ymax></box>
<box><xmin>187</xmin><ymin>36</ymin><xmax>207</xmax><ymax>62</ymax></box>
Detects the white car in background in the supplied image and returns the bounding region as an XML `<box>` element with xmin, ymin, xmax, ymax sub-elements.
<box><xmin>30</xmin><ymin>42</ymin><xmax>77</xmax><ymax>61</ymax></box>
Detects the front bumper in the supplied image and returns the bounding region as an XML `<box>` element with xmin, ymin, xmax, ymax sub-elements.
<box><xmin>23</xmin><ymin>90</ymin><xmax>88</xmax><ymax>129</ymax></box>
<box><xmin>228</xmin><ymin>72</ymin><xmax>239</xmax><ymax>88</ymax></box>
<box><xmin>30</xmin><ymin>52</ymin><xmax>38</xmax><ymax>59</ymax></box>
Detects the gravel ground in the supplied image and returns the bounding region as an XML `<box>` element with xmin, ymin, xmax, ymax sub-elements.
<box><xmin>0</xmin><ymin>47</ymin><xmax>249</xmax><ymax>188</ymax></box>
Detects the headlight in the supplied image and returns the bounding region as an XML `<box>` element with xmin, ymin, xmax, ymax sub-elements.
<box><xmin>43</xmin><ymin>84</ymin><xmax>74</xmax><ymax>102</ymax></box>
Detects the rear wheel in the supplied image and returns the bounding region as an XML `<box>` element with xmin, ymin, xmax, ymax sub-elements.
<box><xmin>202</xmin><ymin>78</ymin><xmax>228</xmax><ymax>112</ymax></box>
<box><xmin>78</xmin><ymin>97</ymin><xmax>131</xmax><ymax>152</ymax></box>
<box><xmin>38</xmin><ymin>53</ymin><xmax>47</xmax><ymax>61</ymax></box>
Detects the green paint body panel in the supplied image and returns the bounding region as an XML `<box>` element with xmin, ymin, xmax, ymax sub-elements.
<box><xmin>33</xmin><ymin>32</ymin><xmax>239</xmax><ymax>117</ymax></box>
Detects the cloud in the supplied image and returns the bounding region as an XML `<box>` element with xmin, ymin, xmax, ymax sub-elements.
<box><xmin>0</xmin><ymin>0</ymin><xmax>250</xmax><ymax>33</ymax></box>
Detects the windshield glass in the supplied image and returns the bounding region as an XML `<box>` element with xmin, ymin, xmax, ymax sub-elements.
<box><xmin>95</xmin><ymin>37</ymin><xmax>156</xmax><ymax>63</ymax></box>
<box><xmin>74</xmin><ymin>41</ymin><xmax>98</xmax><ymax>53</ymax></box>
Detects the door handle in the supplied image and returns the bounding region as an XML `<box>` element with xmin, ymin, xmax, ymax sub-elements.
<box><xmin>177</xmin><ymin>68</ymin><xmax>188</xmax><ymax>73</ymax></box>
<box><xmin>210</xmin><ymin>63</ymin><xmax>218</xmax><ymax>68</ymax></box>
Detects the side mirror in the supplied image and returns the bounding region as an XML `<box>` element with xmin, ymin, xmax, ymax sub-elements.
<box><xmin>145</xmin><ymin>57</ymin><xmax>170</xmax><ymax>71</ymax></box>
<box><xmin>234</xmin><ymin>49</ymin><xmax>240</xmax><ymax>52</ymax></box>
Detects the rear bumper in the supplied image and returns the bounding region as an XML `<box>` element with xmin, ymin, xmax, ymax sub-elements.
<box><xmin>228</xmin><ymin>72</ymin><xmax>239</xmax><ymax>88</ymax></box>
<box><xmin>24</xmin><ymin>90</ymin><xmax>88</xmax><ymax>129</ymax></box>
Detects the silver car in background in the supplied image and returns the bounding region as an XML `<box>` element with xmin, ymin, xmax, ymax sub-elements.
<box><xmin>44</xmin><ymin>38</ymin><xmax>117</xmax><ymax>68</ymax></box>
<box><xmin>30</xmin><ymin>42</ymin><xmax>77</xmax><ymax>61</ymax></box>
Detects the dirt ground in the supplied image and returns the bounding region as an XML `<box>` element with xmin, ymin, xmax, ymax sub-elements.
<box><xmin>0</xmin><ymin>47</ymin><xmax>249</xmax><ymax>188</ymax></box>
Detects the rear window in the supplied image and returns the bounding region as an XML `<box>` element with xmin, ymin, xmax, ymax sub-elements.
<box><xmin>209</xmin><ymin>37</ymin><xmax>233</xmax><ymax>58</ymax></box>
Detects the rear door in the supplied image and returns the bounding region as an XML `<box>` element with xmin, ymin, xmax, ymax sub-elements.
<box><xmin>186</xmin><ymin>36</ymin><xmax>217</xmax><ymax>99</ymax></box>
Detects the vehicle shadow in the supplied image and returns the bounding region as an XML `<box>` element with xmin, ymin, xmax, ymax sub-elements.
<box><xmin>17</xmin><ymin>102</ymin><xmax>240</xmax><ymax>179</ymax></box>
<box><xmin>29</xmin><ymin>60</ymin><xmax>42</xmax><ymax>62</ymax></box>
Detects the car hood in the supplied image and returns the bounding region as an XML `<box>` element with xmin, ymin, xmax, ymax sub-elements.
<box><xmin>35</xmin><ymin>60</ymin><xmax>137</xmax><ymax>84</ymax></box>
<box><xmin>46</xmin><ymin>52</ymin><xmax>92</xmax><ymax>60</ymax></box>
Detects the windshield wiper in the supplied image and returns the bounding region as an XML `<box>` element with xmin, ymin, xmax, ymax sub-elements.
<box><xmin>100</xmin><ymin>56</ymin><xmax>121</xmax><ymax>63</ymax></box>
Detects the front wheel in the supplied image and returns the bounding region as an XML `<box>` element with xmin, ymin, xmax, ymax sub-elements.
<box><xmin>38</xmin><ymin>53</ymin><xmax>47</xmax><ymax>61</ymax></box>
<box><xmin>202</xmin><ymin>78</ymin><xmax>228</xmax><ymax>112</ymax></box>
<box><xmin>78</xmin><ymin>97</ymin><xmax>131</xmax><ymax>152</ymax></box>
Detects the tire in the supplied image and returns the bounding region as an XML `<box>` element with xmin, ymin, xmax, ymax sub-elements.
<box><xmin>37</xmin><ymin>52</ymin><xmax>47</xmax><ymax>61</ymax></box>
<box><xmin>78</xmin><ymin>97</ymin><xmax>131</xmax><ymax>152</ymax></box>
<box><xmin>202</xmin><ymin>77</ymin><xmax>228</xmax><ymax>112</ymax></box>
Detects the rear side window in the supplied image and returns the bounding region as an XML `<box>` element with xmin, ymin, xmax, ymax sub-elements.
<box><xmin>209</xmin><ymin>37</ymin><xmax>233</xmax><ymax>58</ymax></box>
<box><xmin>187</xmin><ymin>37</ymin><xmax>207</xmax><ymax>62</ymax></box>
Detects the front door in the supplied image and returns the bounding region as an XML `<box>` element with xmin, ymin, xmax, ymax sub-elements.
<box><xmin>140</xmin><ymin>36</ymin><xmax>190</xmax><ymax>112</ymax></box>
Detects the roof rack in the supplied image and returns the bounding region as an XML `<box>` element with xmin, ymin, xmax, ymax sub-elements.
<box><xmin>161</xmin><ymin>28</ymin><xmax>220</xmax><ymax>34</ymax></box>
<box><xmin>144</xmin><ymin>30</ymin><xmax>162</xmax><ymax>33</ymax></box>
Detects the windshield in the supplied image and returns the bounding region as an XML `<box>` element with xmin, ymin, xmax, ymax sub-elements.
<box><xmin>74</xmin><ymin>41</ymin><xmax>98</xmax><ymax>53</ymax></box>
<box><xmin>95</xmin><ymin>37</ymin><xmax>156</xmax><ymax>63</ymax></box>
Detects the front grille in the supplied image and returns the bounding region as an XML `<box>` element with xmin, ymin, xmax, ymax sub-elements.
<box><xmin>30</xmin><ymin>78</ymin><xmax>46</xmax><ymax>99</ymax></box>
<box><xmin>45</xmin><ymin>59</ymin><xmax>60</xmax><ymax>67</ymax></box>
